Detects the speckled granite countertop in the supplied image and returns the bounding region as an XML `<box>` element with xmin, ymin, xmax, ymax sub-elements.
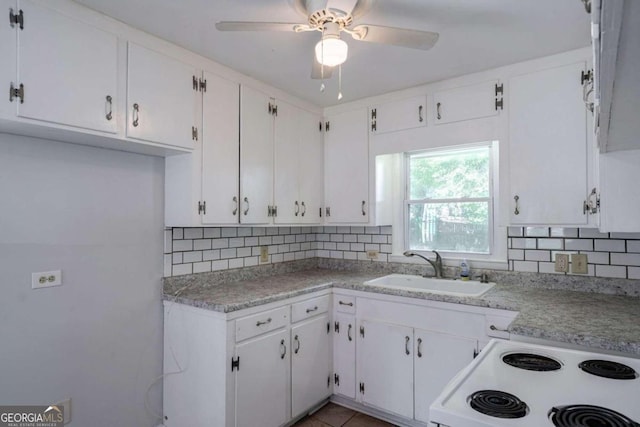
<box><xmin>164</xmin><ymin>266</ymin><xmax>640</xmax><ymax>356</ymax></box>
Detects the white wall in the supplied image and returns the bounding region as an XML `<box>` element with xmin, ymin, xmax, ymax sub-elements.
<box><xmin>0</xmin><ymin>134</ymin><xmax>164</xmax><ymax>426</ymax></box>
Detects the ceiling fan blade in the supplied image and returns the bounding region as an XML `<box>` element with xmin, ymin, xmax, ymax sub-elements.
<box><xmin>215</xmin><ymin>21</ymin><xmax>307</xmax><ymax>32</ymax></box>
<box><xmin>311</xmin><ymin>55</ymin><xmax>334</xmax><ymax>79</ymax></box>
<box><xmin>351</xmin><ymin>24</ymin><xmax>439</xmax><ymax>50</ymax></box>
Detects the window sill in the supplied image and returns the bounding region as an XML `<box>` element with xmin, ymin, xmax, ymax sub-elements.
<box><xmin>388</xmin><ymin>254</ymin><xmax>509</xmax><ymax>271</ymax></box>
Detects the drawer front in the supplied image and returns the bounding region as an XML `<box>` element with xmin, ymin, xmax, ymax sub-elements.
<box><xmin>236</xmin><ymin>306</ymin><xmax>288</xmax><ymax>342</ymax></box>
<box><xmin>291</xmin><ymin>295</ymin><xmax>330</xmax><ymax>323</ymax></box>
<box><xmin>485</xmin><ymin>315</ymin><xmax>512</xmax><ymax>339</ymax></box>
<box><xmin>333</xmin><ymin>294</ymin><xmax>356</xmax><ymax>314</ymax></box>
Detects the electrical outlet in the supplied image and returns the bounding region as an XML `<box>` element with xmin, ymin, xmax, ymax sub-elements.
<box><xmin>54</xmin><ymin>398</ymin><xmax>71</xmax><ymax>424</ymax></box>
<box><xmin>554</xmin><ymin>254</ymin><xmax>569</xmax><ymax>273</ymax></box>
<box><xmin>259</xmin><ymin>246</ymin><xmax>269</xmax><ymax>263</ymax></box>
<box><xmin>31</xmin><ymin>270</ymin><xmax>62</xmax><ymax>289</ymax></box>
<box><xmin>571</xmin><ymin>253</ymin><xmax>588</xmax><ymax>274</ymax></box>
<box><xmin>366</xmin><ymin>250</ymin><xmax>379</xmax><ymax>260</ymax></box>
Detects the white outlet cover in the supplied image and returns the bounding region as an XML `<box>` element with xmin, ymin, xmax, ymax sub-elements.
<box><xmin>31</xmin><ymin>270</ymin><xmax>62</xmax><ymax>289</ymax></box>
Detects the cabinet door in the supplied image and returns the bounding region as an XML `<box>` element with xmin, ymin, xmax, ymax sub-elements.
<box><xmin>325</xmin><ymin>108</ymin><xmax>369</xmax><ymax>223</ymax></box>
<box><xmin>433</xmin><ymin>80</ymin><xmax>499</xmax><ymax>125</ymax></box>
<box><xmin>274</xmin><ymin>100</ymin><xmax>301</xmax><ymax>224</ymax></box>
<box><xmin>16</xmin><ymin>0</ymin><xmax>117</xmax><ymax>133</ymax></box>
<box><xmin>414</xmin><ymin>329</ymin><xmax>478</xmax><ymax>424</ymax></box>
<box><xmin>202</xmin><ymin>72</ymin><xmax>240</xmax><ymax>224</ymax></box>
<box><xmin>127</xmin><ymin>42</ymin><xmax>198</xmax><ymax>150</ymax></box>
<box><xmin>509</xmin><ymin>62</ymin><xmax>588</xmax><ymax>225</ymax></box>
<box><xmin>333</xmin><ymin>314</ymin><xmax>356</xmax><ymax>399</ymax></box>
<box><xmin>235</xmin><ymin>329</ymin><xmax>289</xmax><ymax>427</ymax></box>
<box><xmin>358</xmin><ymin>320</ymin><xmax>413</xmax><ymax>418</ymax></box>
<box><xmin>299</xmin><ymin>110</ymin><xmax>324</xmax><ymax>224</ymax></box>
<box><xmin>370</xmin><ymin>95</ymin><xmax>426</xmax><ymax>134</ymax></box>
<box><xmin>240</xmin><ymin>85</ymin><xmax>274</xmax><ymax>224</ymax></box>
<box><xmin>1</xmin><ymin>0</ymin><xmax>17</xmax><ymax>118</ymax></box>
<box><xmin>291</xmin><ymin>314</ymin><xmax>331</xmax><ymax>417</ymax></box>
<box><xmin>598</xmin><ymin>149</ymin><xmax>640</xmax><ymax>232</ymax></box>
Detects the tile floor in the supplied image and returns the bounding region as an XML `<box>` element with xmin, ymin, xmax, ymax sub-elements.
<box><xmin>292</xmin><ymin>402</ymin><xmax>396</xmax><ymax>427</ymax></box>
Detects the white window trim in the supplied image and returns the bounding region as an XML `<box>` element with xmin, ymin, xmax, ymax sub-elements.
<box><xmin>390</xmin><ymin>141</ymin><xmax>508</xmax><ymax>269</ymax></box>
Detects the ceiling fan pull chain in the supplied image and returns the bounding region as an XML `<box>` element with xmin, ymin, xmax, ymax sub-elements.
<box><xmin>320</xmin><ymin>27</ymin><xmax>326</xmax><ymax>92</ymax></box>
<box><xmin>338</xmin><ymin>64</ymin><xmax>343</xmax><ymax>100</ymax></box>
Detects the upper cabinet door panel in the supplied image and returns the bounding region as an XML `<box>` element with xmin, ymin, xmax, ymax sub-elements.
<box><xmin>127</xmin><ymin>42</ymin><xmax>197</xmax><ymax>149</ymax></box>
<box><xmin>299</xmin><ymin>110</ymin><xmax>324</xmax><ymax>224</ymax></box>
<box><xmin>16</xmin><ymin>0</ymin><xmax>117</xmax><ymax>133</ymax></box>
<box><xmin>1</xmin><ymin>0</ymin><xmax>17</xmax><ymax>118</ymax></box>
<box><xmin>273</xmin><ymin>100</ymin><xmax>301</xmax><ymax>224</ymax></box>
<box><xmin>370</xmin><ymin>95</ymin><xmax>426</xmax><ymax>134</ymax></box>
<box><xmin>433</xmin><ymin>80</ymin><xmax>500</xmax><ymax>125</ymax></box>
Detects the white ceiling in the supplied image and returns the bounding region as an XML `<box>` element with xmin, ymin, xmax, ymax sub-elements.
<box><xmin>73</xmin><ymin>0</ymin><xmax>591</xmax><ymax>107</ymax></box>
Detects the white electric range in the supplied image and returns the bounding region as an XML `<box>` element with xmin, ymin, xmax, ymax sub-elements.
<box><xmin>430</xmin><ymin>339</ymin><xmax>640</xmax><ymax>427</ymax></box>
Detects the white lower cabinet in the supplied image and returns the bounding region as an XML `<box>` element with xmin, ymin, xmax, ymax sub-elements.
<box><xmin>413</xmin><ymin>330</ymin><xmax>478</xmax><ymax>423</ymax></box>
<box><xmin>332</xmin><ymin>313</ymin><xmax>356</xmax><ymax>399</ymax></box>
<box><xmin>235</xmin><ymin>329</ymin><xmax>289</xmax><ymax>427</ymax></box>
<box><xmin>358</xmin><ymin>320</ymin><xmax>414</xmax><ymax>419</ymax></box>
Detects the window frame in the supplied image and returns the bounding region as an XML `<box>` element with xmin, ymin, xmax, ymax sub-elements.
<box><xmin>403</xmin><ymin>142</ymin><xmax>496</xmax><ymax>259</ymax></box>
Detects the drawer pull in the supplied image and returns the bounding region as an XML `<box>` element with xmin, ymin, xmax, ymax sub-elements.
<box><xmin>417</xmin><ymin>338</ymin><xmax>423</xmax><ymax>358</ymax></box>
<box><xmin>294</xmin><ymin>335</ymin><xmax>300</xmax><ymax>354</ymax></box>
<box><xmin>280</xmin><ymin>339</ymin><xmax>286</xmax><ymax>359</ymax></box>
<box><xmin>348</xmin><ymin>324</ymin><xmax>353</xmax><ymax>342</ymax></box>
<box><xmin>490</xmin><ymin>325</ymin><xmax>508</xmax><ymax>333</ymax></box>
<box><xmin>256</xmin><ymin>317</ymin><xmax>272</xmax><ymax>327</ymax></box>
<box><xmin>338</xmin><ymin>301</ymin><xmax>353</xmax><ymax>307</ymax></box>
<box><xmin>306</xmin><ymin>306</ymin><xmax>318</xmax><ymax>314</ymax></box>
<box><xmin>405</xmin><ymin>336</ymin><xmax>411</xmax><ymax>355</ymax></box>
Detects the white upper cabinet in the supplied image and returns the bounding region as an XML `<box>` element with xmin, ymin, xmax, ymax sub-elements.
<box><xmin>508</xmin><ymin>62</ymin><xmax>589</xmax><ymax>226</ymax></box>
<box><xmin>201</xmin><ymin>72</ymin><xmax>240</xmax><ymax>225</ymax></box>
<box><xmin>14</xmin><ymin>0</ymin><xmax>117</xmax><ymax>133</ymax></box>
<box><xmin>1</xmin><ymin>0</ymin><xmax>16</xmax><ymax>119</ymax></box>
<box><xmin>240</xmin><ymin>85</ymin><xmax>274</xmax><ymax>224</ymax></box>
<box><xmin>598</xmin><ymin>149</ymin><xmax>640</xmax><ymax>232</ymax></box>
<box><xmin>274</xmin><ymin>102</ymin><xmax>324</xmax><ymax>224</ymax></box>
<box><xmin>325</xmin><ymin>108</ymin><xmax>369</xmax><ymax>224</ymax></box>
<box><xmin>433</xmin><ymin>80</ymin><xmax>501</xmax><ymax>125</ymax></box>
<box><xmin>369</xmin><ymin>95</ymin><xmax>426</xmax><ymax>134</ymax></box>
<box><xmin>127</xmin><ymin>42</ymin><xmax>198</xmax><ymax>150</ymax></box>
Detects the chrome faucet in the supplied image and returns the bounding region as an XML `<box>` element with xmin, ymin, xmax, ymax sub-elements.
<box><xmin>403</xmin><ymin>250</ymin><xmax>444</xmax><ymax>278</ymax></box>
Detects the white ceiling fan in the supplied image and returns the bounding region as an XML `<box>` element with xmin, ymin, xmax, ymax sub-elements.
<box><xmin>215</xmin><ymin>0</ymin><xmax>440</xmax><ymax>81</ymax></box>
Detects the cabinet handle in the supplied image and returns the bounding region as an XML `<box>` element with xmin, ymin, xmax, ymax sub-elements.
<box><xmin>490</xmin><ymin>325</ymin><xmax>509</xmax><ymax>333</ymax></box>
<box><xmin>436</xmin><ymin>102</ymin><xmax>442</xmax><ymax>120</ymax></box>
<box><xmin>361</xmin><ymin>200</ymin><xmax>366</xmax><ymax>216</ymax></box>
<box><xmin>294</xmin><ymin>335</ymin><xmax>300</xmax><ymax>354</ymax></box>
<box><xmin>305</xmin><ymin>305</ymin><xmax>318</xmax><ymax>314</ymax></box>
<box><xmin>105</xmin><ymin>95</ymin><xmax>113</xmax><ymax>121</ymax></box>
<box><xmin>294</xmin><ymin>201</ymin><xmax>299</xmax><ymax>216</ymax></box>
<box><xmin>418</xmin><ymin>105</ymin><xmax>424</xmax><ymax>122</ymax></box>
<box><xmin>405</xmin><ymin>336</ymin><xmax>410</xmax><ymax>355</ymax></box>
<box><xmin>243</xmin><ymin>197</ymin><xmax>249</xmax><ymax>215</ymax></box>
<box><xmin>280</xmin><ymin>339</ymin><xmax>286</xmax><ymax>359</ymax></box>
<box><xmin>417</xmin><ymin>338</ymin><xmax>423</xmax><ymax>358</ymax></box>
<box><xmin>301</xmin><ymin>201</ymin><xmax>306</xmax><ymax>217</ymax></box>
<box><xmin>256</xmin><ymin>317</ymin><xmax>272</xmax><ymax>327</ymax></box>
<box><xmin>232</xmin><ymin>196</ymin><xmax>238</xmax><ymax>215</ymax></box>
<box><xmin>338</xmin><ymin>300</ymin><xmax>353</xmax><ymax>307</ymax></box>
<box><xmin>132</xmin><ymin>103</ymin><xmax>140</xmax><ymax>127</ymax></box>
<box><xmin>348</xmin><ymin>324</ymin><xmax>353</xmax><ymax>342</ymax></box>
<box><xmin>513</xmin><ymin>195</ymin><xmax>520</xmax><ymax>215</ymax></box>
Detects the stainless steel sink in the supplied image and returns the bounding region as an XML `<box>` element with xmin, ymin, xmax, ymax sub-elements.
<box><xmin>364</xmin><ymin>274</ymin><xmax>495</xmax><ymax>297</ymax></box>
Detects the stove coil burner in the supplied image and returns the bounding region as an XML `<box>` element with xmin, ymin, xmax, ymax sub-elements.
<box><xmin>579</xmin><ymin>360</ymin><xmax>638</xmax><ymax>380</ymax></box>
<box><xmin>503</xmin><ymin>352</ymin><xmax>562</xmax><ymax>372</ymax></box>
<box><xmin>549</xmin><ymin>404</ymin><xmax>640</xmax><ymax>427</ymax></box>
<box><xmin>468</xmin><ymin>390</ymin><xmax>528</xmax><ymax>419</ymax></box>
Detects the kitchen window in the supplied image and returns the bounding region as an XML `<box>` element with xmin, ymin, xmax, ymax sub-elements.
<box><xmin>405</xmin><ymin>145</ymin><xmax>494</xmax><ymax>255</ymax></box>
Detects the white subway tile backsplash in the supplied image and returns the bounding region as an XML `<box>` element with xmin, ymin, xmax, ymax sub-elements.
<box><xmin>343</xmin><ymin>234</ymin><xmax>357</xmax><ymax>243</ymax></box>
<box><xmin>350</xmin><ymin>226</ymin><xmax>364</xmax><ymax>234</ymax></box>
<box><xmin>270</xmin><ymin>253</ymin><xmax>284</xmax><ymax>264</ymax></box>
<box><xmin>211</xmin><ymin>238</ymin><xmax>229</xmax><ymax>249</ymax></box>
<box><xmin>337</xmin><ymin>243</ymin><xmax>350</xmax><ymax>251</ymax></box>
<box><xmin>579</xmin><ymin>251</ymin><xmax>609</xmax><ymax>265</ymax></box>
<box><xmin>611</xmin><ymin>253</ymin><xmax>640</xmax><ymax>266</ymax></box>
<box><xmin>172</xmin><ymin>263</ymin><xmax>192</xmax><ymax>276</ymax></box>
<box><xmin>595</xmin><ymin>265</ymin><xmax>626</xmax><ymax>279</ymax></box>
<box><xmin>343</xmin><ymin>251</ymin><xmax>357</xmax><ymax>260</ymax></box>
<box><xmin>550</xmin><ymin>227</ymin><xmax>578</xmax><ymax>238</ymax></box>
<box><xmin>172</xmin><ymin>228</ymin><xmax>183</xmax><ymax>239</ymax></box>
<box><xmin>565</xmin><ymin>239</ymin><xmax>593</xmax><ymax>251</ymax></box>
<box><xmin>183</xmin><ymin>251</ymin><xmax>203</xmax><ymax>263</ymax></box>
<box><xmin>272</xmin><ymin>235</ymin><xmax>285</xmax><ymax>245</ymax></box>
<box><xmin>513</xmin><ymin>261</ymin><xmax>539</xmax><ymax>272</ymax></box>
<box><xmin>357</xmin><ymin>234</ymin><xmax>372</xmax><ymax>243</ymax></box>
<box><xmin>537</xmin><ymin>239</ymin><xmax>564</xmax><ymax>250</ymax></box>
<box><xmin>366</xmin><ymin>226</ymin><xmax>380</xmax><ymax>234</ymax></box>
<box><xmin>351</xmin><ymin>243</ymin><xmax>365</xmax><ymax>252</ymax></box>
<box><xmin>610</xmin><ymin>232</ymin><xmax>640</xmax><ymax>239</ymax></box>
<box><xmin>283</xmin><ymin>252</ymin><xmax>295</xmax><ymax>262</ymax></box>
<box><xmin>193</xmin><ymin>261</ymin><xmax>211</xmax><ymax>273</ymax></box>
<box><xmin>184</xmin><ymin>228</ymin><xmax>203</xmax><ymax>239</ymax></box>
<box><xmin>525</xmin><ymin>250</ymin><xmax>550</xmax><ymax>262</ymax></box>
<box><xmin>259</xmin><ymin>236</ymin><xmax>272</xmax><ymax>245</ymax></box>
<box><xmin>372</xmin><ymin>234</ymin><xmax>387</xmax><ymax>244</ymax></box>
<box><xmin>508</xmin><ymin>227</ymin><xmax>523</xmax><ymax>237</ymax></box>
<box><xmin>238</xmin><ymin>227</ymin><xmax>252</xmax><ymax>237</ymax></box>
<box><xmin>511</xmin><ymin>238</ymin><xmax>536</xmax><ymax>249</ymax></box>
<box><xmin>244</xmin><ymin>256</ymin><xmax>259</xmax><ymax>267</ymax></box>
<box><xmin>163</xmin><ymin>254</ymin><xmax>172</xmax><ymax>277</ymax></box>
<box><xmin>525</xmin><ymin>227</ymin><xmax>549</xmax><ymax>237</ymax></box>
<box><xmin>194</xmin><ymin>239</ymin><xmax>212</xmax><ymax>250</ymax></box>
<box><xmin>380</xmin><ymin>244</ymin><xmax>392</xmax><ymax>254</ymax></box>
<box><xmin>172</xmin><ymin>253</ymin><xmax>183</xmax><ymax>264</ymax></box>
<box><xmin>229</xmin><ymin>237</ymin><xmax>245</xmax><ymax>248</ymax></box>
<box><xmin>579</xmin><ymin>229</ymin><xmax>609</xmax><ymax>239</ymax></box>
<box><xmin>245</xmin><ymin>236</ymin><xmax>259</xmax><ymax>246</ymax></box>
<box><xmin>381</xmin><ymin>226</ymin><xmax>392</xmax><ymax>235</ymax></box>
<box><xmin>337</xmin><ymin>226</ymin><xmax>350</xmax><ymax>234</ymax></box>
<box><xmin>628</xmin><ymin>267</ymin><xmax>640</xmax><ymax>280</ymax></box>
<box><xmin>220</xmin><ymin>248</ymin><xmax>236</xmax><ymax>259</ymax></box>
<box><xmin>221</xmin><ymin>228</ymin><xmax>237</xmax><ymax>238</ymax></box>
<box><xmin>173</xmin><ymin>239</ymin><xmax>193</xmax><ymax>251</ymax></box>
<box><xmin>539</xmin><ymin>262</ymin><xmax>562</xmax><ymax>274</ymax></box>
<box><xmin>594</xmin><ymin>239</ymin><xmax>626</xmax><ymax>253</ymax></box>
<box><xmin>203</xmin><ymin>228</ymin><xmax>220</xmax><ymax>238</ymax></box>
<box><xmin>164</xmin><ymin>229</ymin><xmax>172</xmax><ymax>254</ymax></box>
<box><xmin>211</xmin><ymin>260</ymin><xmax>229</xmax><ymax>271</ymax></box>
<box><xmin>508</xmin><ymin>249</ymin><xmax>524</xmax><ymax>260</ymax></box>
<box><xmin>229</xmin><ymin>258</ymin><xmax>244</xmax><ymax>269</ymax></box>
<box><xmin>627</xmin><ymin>241</ymin><xmax>640</xmax><ymax>253</ymax></box>
<box><xmin>203</xmin><ymin>250</ymin><xmax>220</xmax><ymax>261</ymax></box>
<box><xmin>237</xmin><ymin>247</ymin><xmax>252</xmax><ymax>257</ymax></box>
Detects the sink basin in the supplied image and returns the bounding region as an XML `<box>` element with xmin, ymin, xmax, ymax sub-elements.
<box><xmin>364</xmin><ymin>274</ymin><xmax>495</xmax><ymax>297</ymax></box>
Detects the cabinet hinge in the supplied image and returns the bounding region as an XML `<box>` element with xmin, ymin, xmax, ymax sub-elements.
<box><xmin>327</xmin><ymin>375</ymin><xmax>331</xmax><ymax>388</ymax></box>
<box><xmin>268</xmin><ymin>102</ymin><xmax>278</xmax><ymax>116</ymax></box>
<box><xmin>231</xmin><ymin>356</ymin><xmax>240</xmax><ymax>372</ymax></box>
<box><xmin>325</xmin><ymin>121</ymin><xmax>330</xmax><ymax>132</ymax></box>
<box><xmin>495</xmin><ymin>98</ymin><xmax>504</xmax><ymax>111</ymax></box>
<box><xmin>494</xmin><ymin>83</ymin><xmax>504</xmax><ymax>97</ymax></box>
<box><xmin>9</xmin><ymin>8</ymin><xmax>23</xmax><ymax>30</ymax></box>
<box><xmin>473</xmin><ymin>349</ymin><xmax>479</xmax><ymax>359</ymax></box>
<box><xmin>581</xmin><ymin>69</ymin><xmax>593</xmax><ymax>85</ymax></box>
<box><xmin>334</xmin><ymin>321</ymin><xmax>339</xmax><ymax>333</ymax></box>
<box><xmin>192</xmin><ymin>75</ymin><xmax>198</xmax><ymax>91</ymax></box>
<box><xmin>359</xmin><ymin>382</ymin><xmax>365</xmax><ymax>394</ymax></box>
<box><xmin>192</xmin><ymin>126</ymin><xmax>198</xmax><ymax>141</ymax></box>
<box><xmin>319</xmin><ymin>121</ymin><xmax>323</xmax><ymax>132</ymax></box>
<box><xmin>9</xmin><ymin>83</ymin><xmax>24</xmax><ymax>104</ymax></box>
<box><xmin>267</xmin><ymin>205</ymin><xmax>272</xmax><ymax>217</ymax></box>
<box><xmin>319</xmin><ymin>207</ymin><xmax>322</xmax><ymax>218</ymax></box>
<box><xmin>327</xmin><ymin>322</ymin><xmax>330</xmax><ymax>334</ymax></box>
<box><xmin>198</xmin><ymin>201</ymin><xmax>206</xmax><ymax>215</ymax></box>
<box><xmin>359</xmin><ymin>325</ymin><xmax>365</xmax><ymax>338</ymax></box>
<box><xmin>370</xmin><ymin>108</ymin><xmax>377</xmax><ymax>132</ymax></box>
<box><xmin>273</xmin><ymin>205</ymin><xmax>277</xmax><ymax>217</ymax></box>
<box><xmin>325</xmin><ymin>207</ymin><xmax>331</xmax><ymax>217</ymax></box>
<box><xmin>583</xmin><ymin>187</ymin><xmax>600</xmax><ymax>215</ymax></box>
<box><xmin>334</xmin><ymin>373</ymin><xmax>340</xmax><ymax>386</ymax></box>
<box><xmin>494</xmin><ymin>83</ymin><xmax>504</xmax><ymax>111</ymax></box>
<box><xmin>199</xmin><ymin>78</ymin><xmax>207</xmax><ymax>92</ymax></box>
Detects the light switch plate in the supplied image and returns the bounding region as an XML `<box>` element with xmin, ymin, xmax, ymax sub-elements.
<box><xmin>571</xmin><ymin>253</ymin><xmax>588</xmax><ymax>274</ymax></box>
<box><xmin>259</xmin><ymin>246</ymin><xmax>269</xmax><ymax>263</ymax></box>
<box><xmin>554</xmin><ymin>254</ymin><xmax>569</xmax><ymax>272</ymax></box>
<box><xmin>366</xmin><ymin>250</ymin><xmax>379</xmax><ymax>260</ymax></box>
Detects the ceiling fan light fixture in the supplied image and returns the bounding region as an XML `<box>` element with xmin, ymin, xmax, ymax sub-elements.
<box><xmin>315</xmin><ymin>35</ymin><xmax>348</xmax><ymax>67</ymax></box>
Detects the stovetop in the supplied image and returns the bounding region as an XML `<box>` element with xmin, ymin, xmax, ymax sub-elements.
<box><xmin>430</xmin><ymin>339</ymin><xmax>640</xmax><ymax>427</ymax></box>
